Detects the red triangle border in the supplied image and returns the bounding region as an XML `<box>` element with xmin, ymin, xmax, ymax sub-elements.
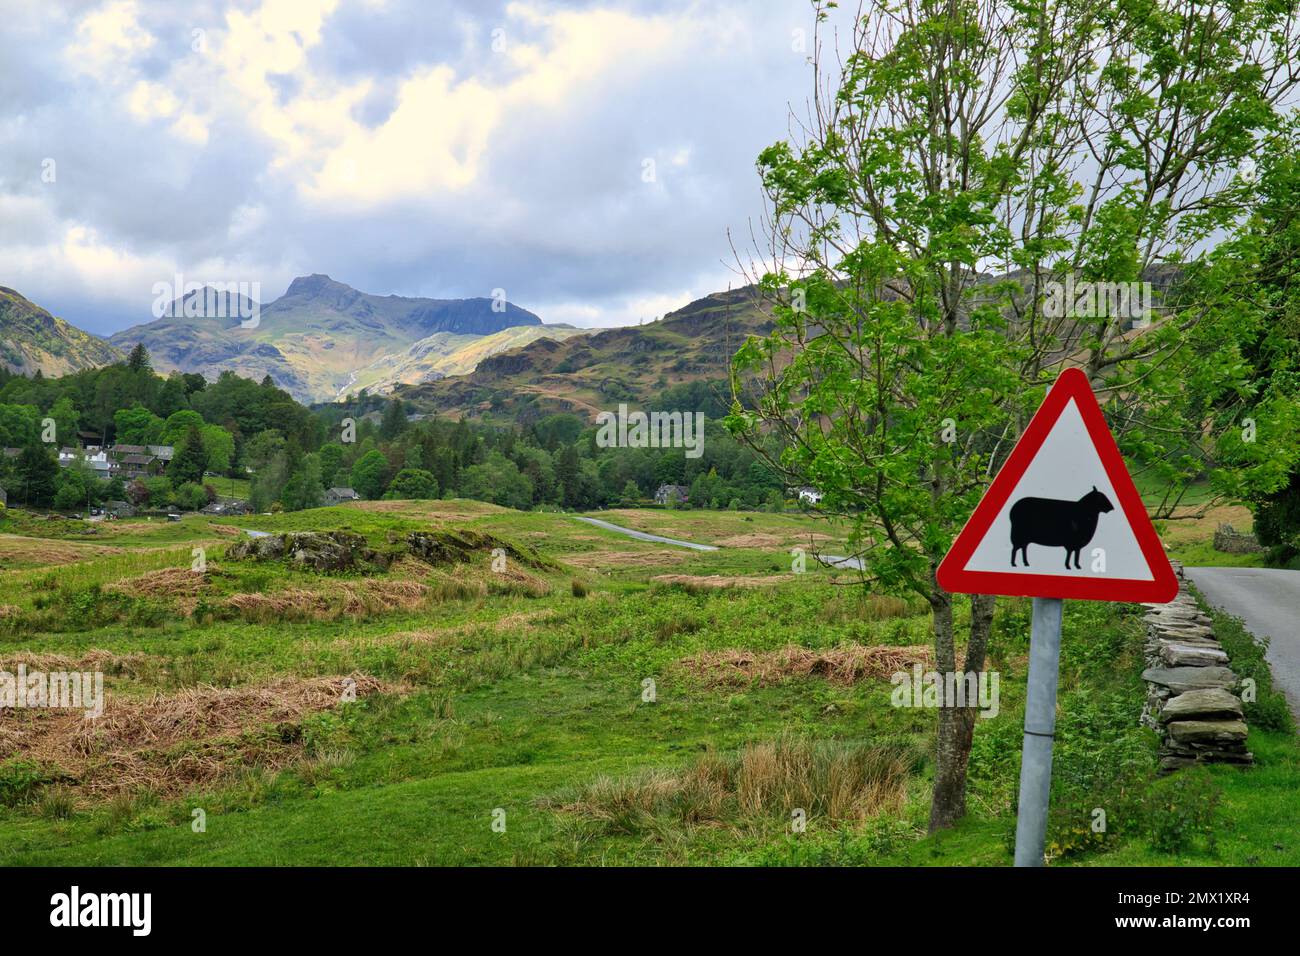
<box><xmin>936</xmin><ymin>367</ymin><xmax>1178</xmax><ymax>602</ymax></box>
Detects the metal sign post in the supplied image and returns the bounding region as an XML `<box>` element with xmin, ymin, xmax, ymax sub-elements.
<box><xmin>1013</xmin><ymin>596</ymin><xmax>1063</xmax><ymax>867</ymax></box>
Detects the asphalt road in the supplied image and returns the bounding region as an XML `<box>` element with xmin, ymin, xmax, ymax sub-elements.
<box><xmin>1184</xmin><ymin>567</ymin><xmax>1300</xmax><ymax>718</ymax></box>
<box><xmin>571</xmin><ymin>516</ymin><xmax>718</xmax><ymax>551</ymax></box>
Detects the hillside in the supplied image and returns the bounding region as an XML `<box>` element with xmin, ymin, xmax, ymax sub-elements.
<box><xmin>347</xmin><ymin>324</ymin><xmax>589</xmax><ymax>397</ymax></box>
<box><xmin>0</xmin><ymin>287</ymin><xmax>122</xmax><ymax>376</ymax></box>
<box><xmin>110</xmin><ymin>274</ymin><xmax>548</xmax><ymax>403</ymax></box>
<box><xmin>394</xmin><ymin>285</ymin><xmax>772</xmax><ymax>421</ymax></box>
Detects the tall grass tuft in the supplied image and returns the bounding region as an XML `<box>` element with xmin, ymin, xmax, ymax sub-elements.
<box><xmin>545</xmin><ymin>734</ymin><xmax>917</xmax><ymax>833</ymax></box>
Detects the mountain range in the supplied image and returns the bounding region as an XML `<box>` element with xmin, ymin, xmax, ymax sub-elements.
<box><xmin>103</xmin><ymin>274</ymin><xmax>570</xmax><ymax>403</ymax></box>
<box><xmin>0</xmin><ymin>277</ymin><xmax>770</xmax><ymax>418</ymax></box>
<box><xmin>392</xmin><ymin>285</ymin><xmax>771</xmax><ymax>422</ymax></box>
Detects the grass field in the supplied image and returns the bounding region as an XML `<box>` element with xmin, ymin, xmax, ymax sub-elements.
<box><xmin>0</xmin><ymin>498</ymin><xmax>1294</xmax><ymax>866</ymax></box>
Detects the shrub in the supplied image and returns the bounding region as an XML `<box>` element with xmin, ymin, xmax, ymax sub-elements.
<box><xmin>1141</xmin><ymin>768</ymin><xmax>1222</xmax><ymax>854</ymax></box>
<box><xmin>0</xmin><ymin>760</ymin><xmax>52</xmax><ymax>807</ymax></box>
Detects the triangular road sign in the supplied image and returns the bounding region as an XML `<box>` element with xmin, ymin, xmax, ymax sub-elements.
<box><xmin>938</xmin><ymin>367</ymin><xmax>1178</xmax><ymax>602</ymax></box>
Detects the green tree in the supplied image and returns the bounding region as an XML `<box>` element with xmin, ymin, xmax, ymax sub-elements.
<box><xmin>16</xmin><ymin>442</ymin><xmax>57</xmax><ymax>507</ymax></box>
<box><xmin>385</xmin><ymin>468</ymin><xmax>439</xmax><ymax>500</ymax></box>
<box><xmin>143</xmin><ymin>476</ymin><xmax>173</xmax><ymax>509</ymax></box>
<box><xmin>380</xmin><ymin>398</ymin><xmax>408</xmax><ymax>440</ymax></box>
<box><xmin>200</xmin><ymin>425</ymin><xmax>235</xmax><ymax>476</ymax></box>
<box><xmin>175</xmin><ymin>482</ymin><xmax>209</xmax><ymax>511</ymax></box>
<box><xmin>729</xmin><ymin>0</ymin><xmax>1300</xmax><ymax>832</ymax></box>
<box><xmin>0</xmin><ymin>404</ymin><xmax>40</xmax><ymax>448</ymax></box>
<box><xmin>126</xmin><ymin>343</ymin><xmax>151</xmax><ymax>373</ymax></box>
<box><xmin>47</xmin><ymin>397</ymin><xmax>79</xmax><ymax>447</ymax></box>
<box><xmin>161</xmin><ymin>410</ymin><xmax>205</xmax><ymax>446</ymax></box>
<box><xmin>114</xmin><ymin>405</ymin><xmax>164</xmax><ymax>445</ymax></box>
<box><xmin>351</xmin><ymin>450</ymin><xmax>390</xmax><ymax>500</ymax></box>
<box><xmin>169</xmin><ymin>424</ymin><xmax>208</xmax><ymax>485</ymax></box>
<box><xmin>619</xmin><ymin>479</ymin><xmax>641</xmax><ymax>506</ymax></box>
<box><xmin>460</xmin><ymin>452</ymin><xmax>534</xmax><ymax>510</ymax></box>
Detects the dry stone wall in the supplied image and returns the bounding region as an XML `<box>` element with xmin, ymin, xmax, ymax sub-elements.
<box><xmin>1140</xmin><ymin>561</ymin><xmax>1253</xmax><ymax>772</ymax></box>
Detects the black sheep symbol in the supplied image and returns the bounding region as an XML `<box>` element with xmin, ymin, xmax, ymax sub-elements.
<box><xmin>1009</xmin><ymin>486</ymin><xmax>1114</xmax><ymax>570</ymax></box>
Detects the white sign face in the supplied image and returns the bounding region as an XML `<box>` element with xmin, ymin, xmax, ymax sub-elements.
<box><xmin>959</xmin><ymin>399</ymin><xmax>1153</xmax><ymax>581</ymax></box>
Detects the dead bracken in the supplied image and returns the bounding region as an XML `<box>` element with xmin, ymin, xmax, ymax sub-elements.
<box><xmin>0</xmin><ymin>673</ymin><xmax>386</xmax><ymax>799</ymax></box>
<box><xmin>678</xmin><ymin>644</ymin><xmax>933</xmax><ymax>687</ymax></box>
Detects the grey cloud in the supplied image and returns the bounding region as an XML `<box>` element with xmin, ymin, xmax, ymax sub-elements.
<box><xmin>1</xmin><ymin>0</ymin><xmax>820</xmax><ymax>335</ymax></box>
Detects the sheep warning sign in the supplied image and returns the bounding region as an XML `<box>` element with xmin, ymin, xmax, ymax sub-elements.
<box><xmin>937</xmin><ymin>367</ymin><xmax>1177</xmax><ymax>602</ymax></box>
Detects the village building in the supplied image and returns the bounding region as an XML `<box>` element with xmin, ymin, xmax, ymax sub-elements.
<box><xmin>325</xmin><ymin>487</ymin><xmax>362</xmax><ymax>504</ymax></box>
<box><xmin>654</xmin><ymin>484</ymin><xmax>690</xmax><ymax>506</ymax></box>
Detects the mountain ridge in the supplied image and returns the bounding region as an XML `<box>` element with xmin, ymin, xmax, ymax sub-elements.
<box><xmin>393</xmin><ymin>285</ymin><xmax>772</xmax><ymax>422</ymax></box>
<box><xmin>108</xmin><ymin>275</ymin><xmax>548</xmax><ymax>402</ymax></box>
<box><xmin>0</xmin><ymin>286</ymin><xmax>122</xmax><ymax>377</ymax></box>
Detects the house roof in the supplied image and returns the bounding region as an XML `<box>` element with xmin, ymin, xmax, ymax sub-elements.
<box><xmin>327</xmin><ymin>487</ymin><xmax>360</xmax><ymax>497</ymax></box>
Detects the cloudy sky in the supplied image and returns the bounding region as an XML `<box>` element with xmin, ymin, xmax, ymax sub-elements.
<box><xmin>0</xmin><ymin>0</ymin><xmax>831</xmax><ymax>336</ymax></box>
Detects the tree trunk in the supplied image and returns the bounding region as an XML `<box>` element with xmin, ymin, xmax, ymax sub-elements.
<box><xmin>930</xmin><ymin>704</ymin><xmax>977</xmax><ymax>832</ymax></box>
<box><xmin>929</xmin><ymin>589</ymin><xmax>997</xmax><ymax>833</ymax></box>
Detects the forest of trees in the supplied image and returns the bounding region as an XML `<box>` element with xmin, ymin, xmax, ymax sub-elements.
<box><xmin>0</xmin><ymin>346</ymin><xmax>787</xmax><ymax>514</ymax></box>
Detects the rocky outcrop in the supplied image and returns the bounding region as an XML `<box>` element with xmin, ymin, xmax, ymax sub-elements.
<box><xmin>1141</xmin><ymin>562</ymin><xmax>1253</xmax><ymax>771</ymax></box>
<box><xmin>226</xmin><ymin>528</ymin><xmax>552</xmax><ymax>574</ymax></box>
<box><xmin>405</xmin><ymin>530</ymin><xmax>552</xmax><ymax>569</ymax></box>
<box><xmin>227</xmin><ymin>531</ymin><xmax>386</xmax><ymax>572</ymax></box>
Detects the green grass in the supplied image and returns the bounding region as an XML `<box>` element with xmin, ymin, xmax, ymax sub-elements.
<box><xmin>0</xmin><ymin>502</ymin><xmax>1295</xmax><ymax>866</ymax></box>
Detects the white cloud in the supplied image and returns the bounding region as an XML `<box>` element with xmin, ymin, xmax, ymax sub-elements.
<box><xmin>3</xmin><ymin>0</ymin><xmax>822</xmax><ymax>333</ymax></box>
<box><xmin>65</xmin><ymin>0</ymin><xmax>156</xmax><ymax>82</ymax></box>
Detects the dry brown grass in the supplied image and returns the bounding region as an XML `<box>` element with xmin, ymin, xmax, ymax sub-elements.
<box><xmin>107</xmin><ymin>566</ymin><xmax>211</xmax><ymax>599</ymax></box>
<box><xmin>548</xmin><ymin>735</ymin><xmax>914</xmax><ymax>831</ymax></box>
<box><xmin>0</xmin><ymin>673</ymin><xmax>386</xmax><ymax>798</ymax></box>
<box><xmin>565</xmin><ymin>549</ymin><xmax>689</xmax><ymax>569</ymax></box>
<box><xmin>0</xmin><ymin>648</ymin><xmax>159</xmax><ymax>678</ymax></box>
<box><xmin>678</xmin><ymin>644</ymin><xmax>932</xmax><ymax>687</ymax></box>
<box><xmin>817</xmin><ymin>591</ymin><xmax>918</xmax><ymax>622</ymax></box>
<box><xmin>336</xmin><ymin>609</ymin><xmax>555</xmax><ymax>652</ymax></box>
<box><xmin>713</xmin><ymin>532</ymin><xmax>786</xmax><ymax>548</ymax></box>
<box><xmin>225</xmin><ymin>579</ymin><xmax>430</xmax><ymax>622</ymax></box>
<box><xmin>651</xmin><ymin>573</ymin><xmax>796</xmax><ymax>590</ymax></box>
<box><xmin>487</xmin><ymin>564</ymin><xmax>552</xmax><ymax>597</ymax></box>
<box><xmin>0</xmin><ymin>535</ymin><xmax>124</xmax><ymax>566</ymax></box>
<box><xmin>1159</xmin><ymin>501</ymin><xmax>1253</xmax><ymax>546</ymax></box>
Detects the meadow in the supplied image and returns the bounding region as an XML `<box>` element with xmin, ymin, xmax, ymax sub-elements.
<box><xmin>0</xmin><ymin>498</ymin><xmax>1294</xmax><ymax>866</ymax></box>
